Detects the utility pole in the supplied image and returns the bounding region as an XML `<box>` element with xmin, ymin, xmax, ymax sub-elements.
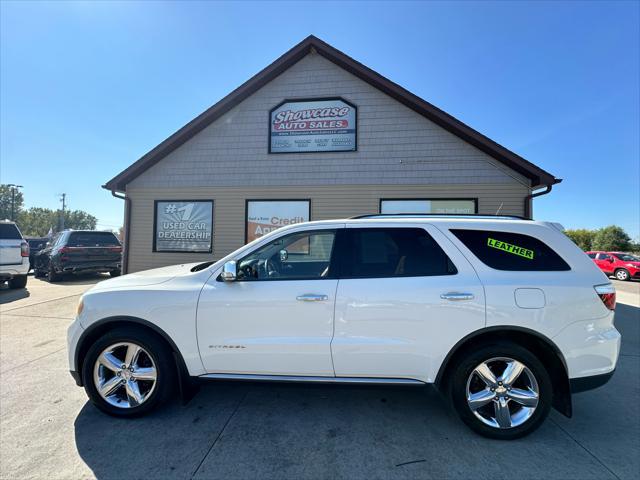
<box><xmin>59</xmin><ymin>193</ymin><xmax>66</xmax><ymax>231</ymax></box>
<box><xmin>6</xmin><ymin>184</ymin><xmax>23</xmax><ymax>221</ymax></box>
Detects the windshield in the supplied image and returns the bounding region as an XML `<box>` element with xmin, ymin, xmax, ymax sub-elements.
<box><xmin>613</xmin><ymin>253</ymin><xmax>640</xmax><ymax>262</ymax></box>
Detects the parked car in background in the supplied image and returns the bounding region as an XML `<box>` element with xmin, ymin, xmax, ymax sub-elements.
<box><xmin>587</xmin><ymin>251</ymin><xmax>640</xmax><ymax>281</ymax></box>
<box><xmin>0</xmin><ymin>220</ymin><xmax>29</xmax><ymax>289</ymax></box>
<box><xmin>34</xmin><ymin>230</ymin><xmax>122</xmax><ymax>282</ymax></box>
<box><xmin>26</xmin><ymin>237</ymin><xmax>48</xmax><ymax>272</ymax></box>
<box><xmin>68</xmin><ymin>216</ymin><xmax>619</xmax><ymax>439</ymax></box>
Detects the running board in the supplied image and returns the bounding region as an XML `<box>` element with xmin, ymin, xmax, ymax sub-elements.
<box><xmin>198</xmin><ymin>373</ymin><xmax>425</xmax><ymax>385</ymax></box>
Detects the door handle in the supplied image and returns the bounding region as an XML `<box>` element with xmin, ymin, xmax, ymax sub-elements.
<box><xmin>440</xmin><ymin>292</ymin><xmax>475</xmax><ymax>301</ymax></box>
<box><xmin>296</xmin><ymin>294</ymin><xmax>329</xmax><ymax>302</ymax></box>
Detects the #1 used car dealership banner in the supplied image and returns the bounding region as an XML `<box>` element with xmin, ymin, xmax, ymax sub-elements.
<box><xmin>270</xmin><ymin>98</ymin><xmax>356</xmax><ymax>153</ymax></box>
<box><xmin>246</xmin><ymin>200</ymin><xmax>310</xmax><ymax>243</ymax></box>
<box><xmin>154</xmin><ymin>200</ymin><xmax>213</xmax><ymax>252</ymax></box>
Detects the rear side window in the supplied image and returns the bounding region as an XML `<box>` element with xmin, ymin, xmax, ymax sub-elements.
<box><xmin>450</xmin><ymin>229</ymin><xmax>570</xmax><ymax>271</ymax></box>
<box><xmin>341</xmin><ymin>228</ymin><xmax>457</xmax><ymax>278</ymax></box>
<box><xmin>587</xmin><ymin>253</ymin><xmax>597</xmax><ymax>259</ymax></box>
<box><xmin>0</xmin><ymin>223</ymin><xmax>22</xmax><ymax>239</ymax></box>
<box><xmin>67</xmin><ymin>232</ymin><xmax>120</xmax><ymax>247</ymax></box>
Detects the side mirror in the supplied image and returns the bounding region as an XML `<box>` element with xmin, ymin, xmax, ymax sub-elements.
<box><xmin>220</xmin><ymin>261</ymin><xmax>237</xmax><ymax>282</ymax></box>
<box><xmin>279</xmin><ymin>249</ymin><xmax>288</xmax><ymax>262</ymax></box>
<box><xmin>609</xmin><ymin>258</ymin><xmax>615</xmax><ymax>263</ymax></box>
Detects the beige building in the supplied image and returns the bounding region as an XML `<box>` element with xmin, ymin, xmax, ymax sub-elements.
<box><xmin>104</xmin><ymin>36</ymin><xmax>560</xmax><ymax>273</ymax></box>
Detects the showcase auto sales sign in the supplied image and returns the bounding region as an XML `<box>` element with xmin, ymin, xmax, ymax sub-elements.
<box><xmin>270</xmin><ymin>98</ymin><xmax>356</xmax><ymax>153</ymax></box>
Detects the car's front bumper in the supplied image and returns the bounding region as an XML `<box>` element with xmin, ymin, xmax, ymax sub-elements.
<box><xmin>67</xmin><ymin>317</ymin><xmax>85</xmax><ymax>386</ymax></box>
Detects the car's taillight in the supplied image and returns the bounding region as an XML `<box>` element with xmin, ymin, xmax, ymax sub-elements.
<box><xmin>109</xmin><ymin>246</ymin><xmax>122</xmax><ymax>253</ymax></box>
<box><xmin>21</xmin><ymin>241</ymin><xmax>29</xmax><ymax>257</ymax></box>
<box><xmin>595</xmin><ymin>284</ymin><xmax>616</xmax><ymax>311</ymax></box>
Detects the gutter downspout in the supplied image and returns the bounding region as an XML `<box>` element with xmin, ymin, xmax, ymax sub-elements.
<box><xmin>524</xmin><ymin>179</ymin><xmax>562</xmax><ymax>219</ymax></box>
<box><xmin>110</xmin><ymin>189</ymin><xmax>131</xmax><ymax>274</ymax></box>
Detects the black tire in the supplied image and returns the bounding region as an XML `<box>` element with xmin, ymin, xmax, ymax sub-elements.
<box><xmin>8</xmin><ymin>275</ymin><xmax>27</xmax><ymax>289</ymax></box>
<box><xmin>81</xmin><ymin>326</ymin><xmax>176</xmax><ymax>417</ymax></box>
<box><xmin>110</xmin><ymin>269</ymin><xmax>121</xmax><ymax>277</ymax></box>
<box><xmin>614</xmin><ymin>269</ymin><xmax>630</xmax><ymax>281</ymax></box>
<box><xmin>47</xmin><ymin>265</ymin><xmax>62</xmax><ymax>283</ymax></box>
<box><xmin>449</xmin><ymin>342</ymin><xmax>552</xmax><ymax>440</ymax></box>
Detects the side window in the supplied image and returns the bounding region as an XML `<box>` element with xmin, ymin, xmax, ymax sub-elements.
<box><xmin>450</xmin><ymin>229</ymin><xmax>570</xmax><ymax>271</ymax></box>
<box><xmin>341</xmin><ymin>228</ymin><xmax>457</xmax><ymax>278</ymax></box>
<box><xmin>596</xmin><ymin>253</ymin><xmax>611</xmax><ymax>261</ymax></box>
<box><xmin>236</xmin><ymin>230</ymin><xmax>336</xmax><ymax>281</ymax></box>
<box><xmin>587</xmin><ymin>253</ymin><xmax>597</xmax><ymax>259</ymax></box>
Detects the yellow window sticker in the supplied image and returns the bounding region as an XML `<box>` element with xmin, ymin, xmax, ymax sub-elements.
<box><xmin>487</xmin><ymin>238</ymin><xmax>534</xmax><ymax>260</ymax></box>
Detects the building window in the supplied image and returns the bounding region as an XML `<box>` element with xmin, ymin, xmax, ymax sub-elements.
<box><xmin>153</xmin><ymin>200</ymin><xmax>213</xmax><ymax>253</ymax></box>
<box><xmin>246</xmin><ymin>200</ymin><xmax>311</xmax><ymax>243</ymax></box>
<box><xmin>380</xmin><ymin>199</ymin><xmax>477</xmax><ymax>215</ymax></box>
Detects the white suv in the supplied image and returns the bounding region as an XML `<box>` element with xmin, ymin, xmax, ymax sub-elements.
<box><xmin>67</xmin><ymin>216</ymin><xmax>620</xmax><ymax>439</ymax></box>
<box><xmin>0</xmin><ymin>220</ymin><xmax>29</xmax><ymax>289</ymax></box>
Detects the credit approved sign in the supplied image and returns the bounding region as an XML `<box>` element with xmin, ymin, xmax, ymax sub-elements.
<box><xmin>270</xmin><ymin>98</ymin><xmax>356</xmax><ymax>153</ymax></box>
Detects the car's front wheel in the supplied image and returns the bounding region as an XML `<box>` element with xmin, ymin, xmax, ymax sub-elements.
<box><xmin>82</xmin><ymin>327</ymin><xmax>176</xmax><ymax>417</ymax></box>
<box><xmin>614</xmin><ymin>269</ymin><xmax>630</xmax><ymax>281</ymax></box>
<box><xmin>450</xmin><ymin>343</ymin><xmax>552</xmax><ymax>439</ymax></box>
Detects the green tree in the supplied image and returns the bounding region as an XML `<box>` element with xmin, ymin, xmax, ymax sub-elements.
<box><xmin>16</xmin><ymin>208</ymin><xmax>97</xmax><ymax>237</ymax></box>
<box><xmin>564</xmin><ymin>228</ymin><xmax>595</xmax><ymax>251</ymax></box>
<box><xmin>592</xmin><ymin>225</ymin><xmax>631</xmax><ymax>251</ymax></box>
<box><xmin>0</xmin><ymin>184</ymin><xmax>25</xmax><ymax>221</ymax></box>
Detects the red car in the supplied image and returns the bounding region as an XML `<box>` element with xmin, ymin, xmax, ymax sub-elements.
<box><xmin>587</xmin><ymin>251</ymin><xmax>640</xmax><ymax>281</ymax></box>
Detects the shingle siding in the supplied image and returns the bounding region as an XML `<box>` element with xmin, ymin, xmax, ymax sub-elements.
<box><xmin>129</xmin><ymin>53</ymin><xmax>529</xmax><ymax>189</ymax></box>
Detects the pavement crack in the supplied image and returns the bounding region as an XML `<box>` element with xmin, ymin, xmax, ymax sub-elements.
<box><xmin>190</xmin><ymin>389</ymin><xmax>249</xmax><ymax>479</ymax></box>
<box><xmin>396</xmin><ymin>459</ymin><xmax>426</xmax><ymax>467</ymax></box>
<box><xmin>549</xmin><ymin>417</ymin><xmax>622</xmax><ymax>480</ymax></box>
<box><xmin>0</xmin><ymin>347</ymin><xmax>66</xmax><ymax>377</ymax></box>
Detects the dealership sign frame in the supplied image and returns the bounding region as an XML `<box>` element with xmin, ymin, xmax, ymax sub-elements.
<box><xmin>153</xmin><ymin>200</ymin><xmax>214</xmax><ymax>253</ymax></box>
<box><xmin>245</xmin><ymin>199</ymin><xmax>311</xmax><ymax>244</ymax></box>
<box><xmin>269</xmin><ymin>97</ymin><xmax>357</xmax><ymax>154</ymax></box>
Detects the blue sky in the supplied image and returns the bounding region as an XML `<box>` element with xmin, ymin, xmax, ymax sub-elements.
<box><xmin>1</xmin><ymin>1</ymin><xmax>638</xmax><ymax>238</ymax></box>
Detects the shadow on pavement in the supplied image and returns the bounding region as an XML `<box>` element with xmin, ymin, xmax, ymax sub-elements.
<box><xmin>0</xmin><ymin>286</ymin><xmax>30</xmax><ymax>304</ymax></box>
<box><xmin>73</xmin><ymin>304</ymin><xmax>639</xmax><ymax>480</ymax></box>
<box><xmin>50</xmin><ymin>272</ymin><xmax>112</xmax><ymax>286</ymax></box>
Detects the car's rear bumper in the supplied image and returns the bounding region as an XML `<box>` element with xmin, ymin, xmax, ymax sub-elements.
<box><xmin>553</xmin><ymin>311</ymin><xmax>621</xmax><ymax>379</ymax></box>
<box><xmin>0</xmin><ymin>262</ymin><xmax>29</xmax><ymax>279</ymax></box>
<box><xmin>570</xmin><ymin>370</ymin><xmax>615</xmax><ymax>393</ymax></box>
<box><xmin>59</xmin><ymin>260</ymin><xmax>121</xmax><ymax>273</ymax></box>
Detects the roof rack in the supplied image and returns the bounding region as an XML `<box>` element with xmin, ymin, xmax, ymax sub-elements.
<box><xmin>349</xmin><ymin>213</ymin><xmax>529</xmax><ymax>220</ymax></box>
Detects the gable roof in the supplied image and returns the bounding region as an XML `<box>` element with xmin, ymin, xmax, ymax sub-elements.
<box><xmin>104</xmin><ymin>35</ymin><xmax>560</xmax><ymax>192</ymax></box>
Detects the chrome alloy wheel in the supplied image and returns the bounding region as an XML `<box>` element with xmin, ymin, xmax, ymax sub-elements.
<box><xmin>466</xmin><ymin>357</ymin><xmax>539</xmax><ymax>429</ymax></box>
<box><xmin>93</xmin><ymin>342</ymin><xmax>157</xmax><ymax>408</ymax></box>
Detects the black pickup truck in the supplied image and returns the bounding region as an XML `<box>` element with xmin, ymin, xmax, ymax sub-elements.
<box><xmin>34</xmin><ymin>230</ymin><xmax>122</xmax><ymax>282</ymax></box>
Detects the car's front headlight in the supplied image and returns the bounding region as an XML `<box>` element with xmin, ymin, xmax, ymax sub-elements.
<box><xmin>76</xmin><ymin>297</ymin><xmax>84</xmax><ymax>317</ymax></box>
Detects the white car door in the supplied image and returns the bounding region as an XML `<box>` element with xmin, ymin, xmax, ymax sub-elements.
<box><xmin>332</xmin><ymin>224</ymin><xmax>485</xmax><ymax>382</ymax></box>
<box><xmin>197</xmin><ymin>227</ymin><xmax>341</xmax><ymax>376</ymax></box>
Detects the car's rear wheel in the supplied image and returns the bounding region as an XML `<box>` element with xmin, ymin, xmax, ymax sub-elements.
<box><xmin>47</xmin><ymin>265</ymin><xmax>62</xmax><ymax>282</ymax></box>
<box><xmin>450</xmin><ymin>343</ymin><xmax>551</xmax><ymax>439</ymax></box>
<box><xmin>82</xmin><ymin>326</ymin><xmax>175</xmax><ymax>417</ymax></box>
<box><xmin>8</xmin><ymin>275</ymin><xmax>27</xmax><ymax>289</ymax></box>
<box><xmin>614</xmin><ymin>269</ymin><xmax>630</xmax><ymax>281</ymax></box>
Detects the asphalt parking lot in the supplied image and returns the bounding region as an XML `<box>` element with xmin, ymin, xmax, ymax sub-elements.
<box><xmin>1</xmin><ymin>275</ymin><xmax>638</xmax><ymax>480</ymax></box>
